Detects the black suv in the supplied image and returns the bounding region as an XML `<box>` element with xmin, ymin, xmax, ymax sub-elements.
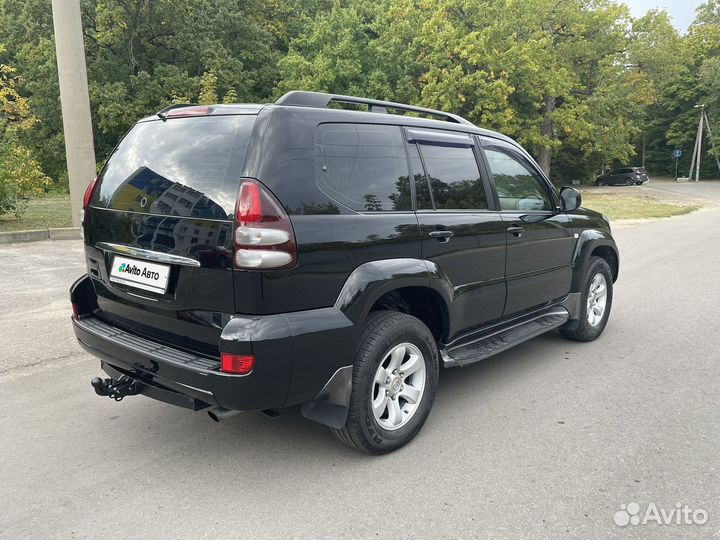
<box><xmin>71</xmin><ymin>91</ymin><xmax>619</xmax><ymax>454</ymax></box>
<box><xmin>595</xmin><ymin>167</ymin><xmax>649</xmax><ymax>186</ymax></box>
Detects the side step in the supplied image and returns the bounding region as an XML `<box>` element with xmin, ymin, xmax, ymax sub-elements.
<box><xmin>441</xmin><ymin>307</ymin><xmax>569</xmax><ymax>368</ymax></box>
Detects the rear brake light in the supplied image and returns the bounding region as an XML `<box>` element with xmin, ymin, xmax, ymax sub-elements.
<box><xmin>232</xmin><ymin>179</ymin><xmax>297</xmax><ymax>270</ymax></box>
<box><xmin>221</xmin><ymin>353</ymin><xmax>254</xmax><ymax>375</ymax></box>
<box><xmin>166</xmin><ymin>105</ymin><xmax>211</xmax><ymax>117</ymax></box>
<box><xmin>80</xmin><ymin>175</ymin><xmax>99</xmax><ymax>230</ymax></box>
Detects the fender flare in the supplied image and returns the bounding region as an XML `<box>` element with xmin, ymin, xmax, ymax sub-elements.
<box><xmin>571</xmin><ymin>229</ymin><xmax>619</xmax><ymax>291</ymax></box>
<box><xmin>301</xmin><ymin>258</ymin><xmax>453</xmax><ymax>428</ymax></box>
<box><xmin>333</xmin><ymin>258</ymin><xmax>453</xmax><ymax>326</ymax></box>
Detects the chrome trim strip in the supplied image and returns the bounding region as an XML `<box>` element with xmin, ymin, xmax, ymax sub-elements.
<box><xmin>95</xmin><ymin>242</ymin><xmax>201</xmax><ymax>268</ymax></box>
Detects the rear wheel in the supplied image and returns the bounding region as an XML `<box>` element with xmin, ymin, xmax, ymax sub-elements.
<box><xmin>331</xmin><ymin>311</ymin><xmax>439</xmax><ymax>454</ymax></box>
<box><xmin>561</xmin><ymin>256</ymin><xmax>613</xmax><ymax>342</ymax></box>
<box><xmin>596</xmin><ymin>179</ymin><xmax>607</xmax><ymax>186</ymax></box>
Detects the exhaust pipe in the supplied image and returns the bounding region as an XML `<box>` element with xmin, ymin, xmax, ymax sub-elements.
<box><xmin>207</xmin><ymin>407</ymin><xmax>243</xmax><ymax>422</ymax></box>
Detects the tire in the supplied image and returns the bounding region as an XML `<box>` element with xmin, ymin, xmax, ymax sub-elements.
<box><xmin>561</xmin><ymin>256</ymin><xmax>613</xmax><ymax>342</ymax></box>
<box><xmin>596</xmin><ymin>179</ymin><xmax>607</xmax><ymax>186</ymax></box>
<box><xmin>331</xmin><ymin>311</ymin><xmax>439</xmax><ymax>454</ymax></box>
<box><xmin>625</xmin><ymin>177</ymin><xmax>632</xmax><ymax>186</ymax></box>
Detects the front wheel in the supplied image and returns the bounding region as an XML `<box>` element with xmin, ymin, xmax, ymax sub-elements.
<box><xmin>561</xmin><ymin>256</ymin><xmax>613</xmax><ymax>341</ymax></box>
<box><xmin>331</xmin><ymin>311</ymin><xmax>439</xmax><ymax>454</ymax></box>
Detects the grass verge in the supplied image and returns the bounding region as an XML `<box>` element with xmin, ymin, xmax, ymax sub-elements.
<box><xmin>581</xmin><ymin>192</ymin><xmax>698</xmax><ymax>221</ymax></box>
<box><xmin>0</xmin><ymin>193</ymin><xmax>72</xmax><ymax>232</ymax></box>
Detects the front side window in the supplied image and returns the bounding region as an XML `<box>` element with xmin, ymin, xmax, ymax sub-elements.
<box><xmin>416</xmin><ymin>141</ymin><xmax>487</xmax><ymax>210</ymax></box>
<box><xmin>316</xmin><ymin>123</ymin><xmax>411</xmax><ymax>211</ymax></box>
<box><xmin>481</xmin><ymin>139</ymin><xmax>553</xmax><ymax>212</ymax></box>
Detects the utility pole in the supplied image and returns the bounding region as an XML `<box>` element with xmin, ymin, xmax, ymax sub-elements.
<box><xmin>51</xmin><ymin>0</ymin><xmax>96</xmax><ymax>228</ymax></box>
<box><xmin>689</xmin><ymin>104</ymin><xmax>705</xmax><ymax>182</ymax></box>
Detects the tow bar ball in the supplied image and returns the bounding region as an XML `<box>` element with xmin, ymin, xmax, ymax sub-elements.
<box><xmin>91</xmin><ymin>376</ymin><xmax>141</xmax><ymax>401</ymax></box>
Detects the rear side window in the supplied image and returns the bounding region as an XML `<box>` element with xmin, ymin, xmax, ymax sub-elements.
<box><xmin>315</xmin><ymin>124</ymin><xmax>411</xmax><ymax>211</ymax></box>
<box><xmin>416</xmin><ymin>142</ymin><xmax>487</xmax><ymax>210</ymax></box>
<box><xmin>93</xmin><ymin>115</ymin><xmax>256</xmax><ymax>219</ymax></box>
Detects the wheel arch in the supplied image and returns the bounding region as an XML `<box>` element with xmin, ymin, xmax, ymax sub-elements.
<box><xmin>302</xmin><ymin>259</ymin><xmax>452</xmax><ymax>429</ymax></box>
<box><xmin>571</xmin><ymin>230</ymin><xmax>619</xmax><ymax>291</ymax></box>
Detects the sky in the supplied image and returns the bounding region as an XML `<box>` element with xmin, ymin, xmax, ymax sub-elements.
<box><xmin>623</xmin><ymin>0</ymin><xmax>705</xmax><ymax>33</ymax></box>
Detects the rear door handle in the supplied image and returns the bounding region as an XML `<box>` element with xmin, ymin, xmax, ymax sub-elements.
<box><xmin>507</xmin><ymin>226</ymin><xmax>525</xmax><ymax>237</ymax></box>
<box><xmin>429</xmin><ymin>230</ymin><xmax>454</xmax><ymax>242</ymax></box>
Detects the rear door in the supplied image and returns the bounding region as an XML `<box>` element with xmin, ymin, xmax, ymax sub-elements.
<box><xmin>85</xmin><ymin>113</ymin><xmax>256</xmax><ymax>356</ymax></box>
<box><xmin>479</xmin><ymin>137</ymin><xmax>574</xmax><ymax>316</ymax></box>
<box><xmin>409</xmin><ymin>128</ymin><xmax>507</xmax><ymax>340</ymax></box>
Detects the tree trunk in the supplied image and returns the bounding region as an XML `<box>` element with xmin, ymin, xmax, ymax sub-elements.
<box><xmin>538</xmin><ymin>95</ymin><xmax>556</xmax><ymax>175</ymax></box>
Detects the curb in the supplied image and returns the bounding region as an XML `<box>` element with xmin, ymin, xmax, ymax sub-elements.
<box><xmin>0</xmin><ymin>227</ymin><xmax>81</xmax><ymax>244</ymax></box>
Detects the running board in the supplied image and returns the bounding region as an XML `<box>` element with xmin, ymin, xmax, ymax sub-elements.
<box><xmin>441</xmin><ymin>307</ymin><xmax>569</xmax><ymax>368</ymax></box>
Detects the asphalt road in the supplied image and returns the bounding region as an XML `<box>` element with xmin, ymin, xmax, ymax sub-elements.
<box><xmin>2</xmin><ymin>186</ymin><xmax>719</xmax><ymax>539</ymax></box>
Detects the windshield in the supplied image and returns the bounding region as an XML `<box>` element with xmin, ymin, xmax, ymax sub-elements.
<box><xmin>92</xmin><ymin>114</ymin><xmax>256</xmax><ymax>219</ymax></box>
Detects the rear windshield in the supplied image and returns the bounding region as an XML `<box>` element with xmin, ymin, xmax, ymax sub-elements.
<box><xmin>92</xmin><ymin>114</ymin><xmax>256</xmax><ymax>219</ymax></box>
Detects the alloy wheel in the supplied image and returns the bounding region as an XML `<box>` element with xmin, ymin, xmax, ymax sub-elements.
<box><xmin>371</xmin><ymin>342</ymin><xmax>426</xmax><ymax>431</ymax></box>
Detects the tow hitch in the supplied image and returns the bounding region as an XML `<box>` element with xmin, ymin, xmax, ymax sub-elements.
<box><xmin>91</xmin><ymin>375</ymin><xmax>141</xmax><ymax>401</ymax></box>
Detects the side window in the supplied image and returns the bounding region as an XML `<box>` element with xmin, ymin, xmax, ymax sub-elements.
<box><xmin>316</xmin><ymin>123</ymin><xmax>411</xmax><ymax>211</ymax></box>
<box><xmin>416</xmin><ymin>141</ymin><xmax>487</xmax><ymax>210</ymax></box>
<box><xmin>407</xmin><ymin>143</ymin><xmax>433</xmax><ymax>210</ymax></box>
<box><xmin>481</xmin><ymin>139</ymin><xmax>553</xmax><ymax>212</ymax></box>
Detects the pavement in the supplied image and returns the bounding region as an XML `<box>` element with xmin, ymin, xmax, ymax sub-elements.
<box><xmin>1</xmin><ymin>182</ymin><xmax>720</xmax><ymax>540</ymax></box>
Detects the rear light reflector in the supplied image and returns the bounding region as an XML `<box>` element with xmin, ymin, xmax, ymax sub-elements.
<box><xmin>221</xmin><ymin>353</ymin><xmax>255</xmax><ymax>375</ymax></box>
<box><xmin>232</xmin><ymin>179</ymin><xmax>297</xmax><ymax>270</ymax></box>
<box><xmin>72</xmin><ymin>303</ymin><xmax>79</xmax><ymax>320</ymax></box>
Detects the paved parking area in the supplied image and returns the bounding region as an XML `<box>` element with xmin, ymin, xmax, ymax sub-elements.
<box><xmin>1</xmin><ymin>187</ymin><xmax>720</xmax><ymax>539</ymax></box>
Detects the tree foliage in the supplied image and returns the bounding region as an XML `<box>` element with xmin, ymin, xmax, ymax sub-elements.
<box><xmin>0</xmin><ymin>44</ymin><xmax>51</xmax><ymax>216</ymax></box>
<box><xmin>0</xmin><ymin>0</ymin><xmax>719</xmax><ymax>190</ymax></box>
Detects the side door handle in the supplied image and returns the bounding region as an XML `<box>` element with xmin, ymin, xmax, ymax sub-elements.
<box><xmin>507</xmin><ymin>226</ymin><xmax>525</xmax><ymax>237</ymax></box>
<box><xmin>429</xmin><ymin>230</ymin><xmax>454</xmax><ymax>242</ymax></box>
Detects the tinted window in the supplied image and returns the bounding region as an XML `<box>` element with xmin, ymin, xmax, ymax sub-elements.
<box><xmin>417</xmin><ymin>142</ymin><xmax>486</xmax><ymax>210</ymax></box>
<box><xmin>93</xmin><ymin>115</ymin><xmax>256</xmax><ymax>219</ymax></box>
<box><xmin>316</xmin><ymin>124</ymin><xmax>411</xmax><ymax>211</ymax></box>
<box><xmin>407</xmin><ymin>143</ymin><xmax>433</xmax><ymax>210</ymax></box>
<box><xmin>482</xmin><ymin>139</ymin><xmax>553</xmax><ymax>211</ymax></box>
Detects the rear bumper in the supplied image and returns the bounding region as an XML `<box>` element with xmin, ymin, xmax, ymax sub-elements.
<box><xmin>70</xmin><ymin>274</ymin><xmax>356</xmax><ymax>411</ymax></box>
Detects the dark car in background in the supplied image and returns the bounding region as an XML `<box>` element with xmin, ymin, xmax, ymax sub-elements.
<box><xmin>595</xmin><ymin>167</ymin><xmax>649</xmax><ymax>186</ymax></box>
<box><xmin>70</xmin><ymin>91</ymin><xmax>619</xmax><ymax>454</ymax></box>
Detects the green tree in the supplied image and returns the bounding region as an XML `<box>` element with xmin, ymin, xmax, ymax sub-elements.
<box><xmin>0</xmin><ymin>45</ymin><xmax>51</xmax><ymax>217</ymax></box>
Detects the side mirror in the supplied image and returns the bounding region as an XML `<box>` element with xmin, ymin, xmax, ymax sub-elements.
<box><xmin>559</xmin><ymin>186</ymin><xmax>582</xmax><ymax>212</ymax></box>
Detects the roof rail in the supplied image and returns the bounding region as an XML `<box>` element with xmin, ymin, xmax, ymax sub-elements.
<box><xmin>275</xmin><ymin>91</ymin><xmax>474</xmax><ymax>126</ymax></box>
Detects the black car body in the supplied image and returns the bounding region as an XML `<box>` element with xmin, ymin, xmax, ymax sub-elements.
<box><xmin>71</xmin><ymin>91</ymin><xmax>619</xmax><ymax>453</ymax></box>
<box><xmin>595</xmin><ymin>167</ymin><xmax>649</xmax><ymax>186</ymax></box>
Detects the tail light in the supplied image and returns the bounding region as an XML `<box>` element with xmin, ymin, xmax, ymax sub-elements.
<box><xmin>81</xmin><ymin>175</ymin><xmax>99</xmax><ymax>231</ymax></box>
<box><xmin>232</xmin><ymin>179</ymin><xmax>297</xmax><ymax>270</ymax></box>
<box><xmin>166</xmin><ymin>105</ymin><xmax>211</xmax><ymax>118</ymax></box>
<box><xmin>221</xmin><ymin>353</ymin><xmax>255</xmax><ymax>375</ymax></box>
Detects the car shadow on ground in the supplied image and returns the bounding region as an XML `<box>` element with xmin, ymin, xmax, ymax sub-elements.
<box><xmin>106</xmin><ymin>331</ymin><xmax>572</xmax><ymax>465</ymax></box>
